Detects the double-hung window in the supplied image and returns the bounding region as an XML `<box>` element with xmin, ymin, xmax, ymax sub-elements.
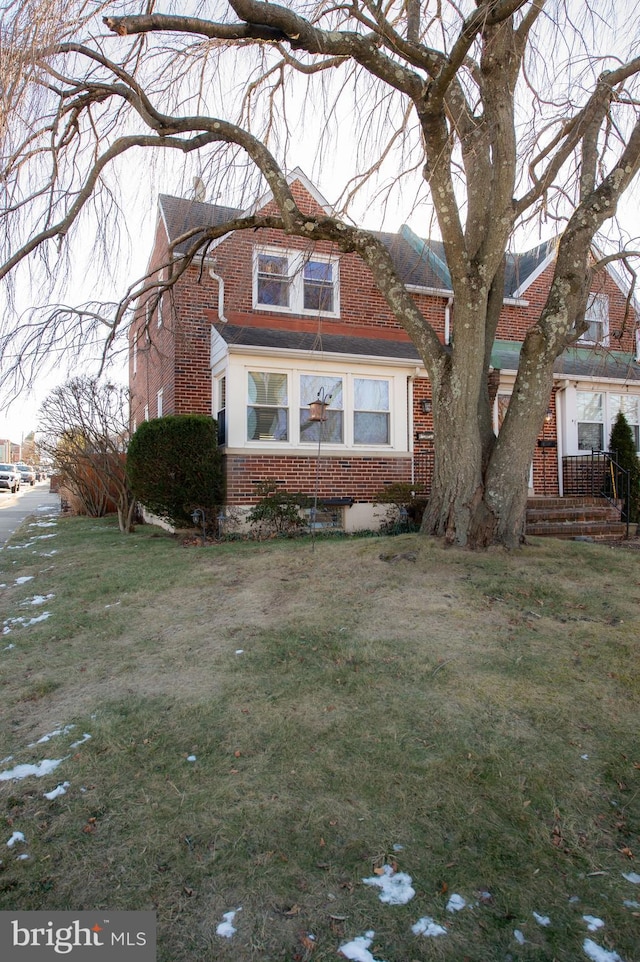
<box><xmin>577</xmin><ymin>392</ymin><xmax>604</xmax><ymax>451</ymax></box>
<box><xmin>300</xmin><ymin>375</ymin><xmax>344</xmax><ymax>443</ymax></box>
<box><xmin>247</xmin><ymin>372</ymin><xmax>288</xmax><ymax>441</ymax></box>
<box><xmin>579</xmin><ymin>293</ymin><xmax>609</xmax><ymax>345</ymax></box>
<box><xmin>609</xmin><ymin>395</ymin><xmax>640</xmax><ymax>451</ymax></box>
<box><xmin>354</xmin><ymin>378</ymin><xmax>390</xmax><ymax>444</ymax></box>
<box><xmin>254</xmin><ymin>248</ymin><xmax>339</xmax><ymax>316</ymax></box>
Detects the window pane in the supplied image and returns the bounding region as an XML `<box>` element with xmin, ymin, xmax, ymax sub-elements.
<box><xmin>248</xmin><ymin>372</ymin><xmax>288</xmax><ymax>405</ymax></box>
<box><xmin>257</xmin><ymin>254</ymin><xmax>290</xmax><ymax>307</ymax></box>
<box><xmin>354</xmin><ymin>378</ymin><xmax>389</xmax><ymax>411</ymax></box>
<box><xmin>354</xmin><ymin>411</ymin><xmax>390</xmax><ymax>444</ymax></box>
<box><xmin>300</xmin><ymin>410</ymin><xmax>344</xmax><ymax>443</ymax></box>
<box><xmin>303</xmin><ymin>261</ymin><xmax>334</xmax><ymax>312</ymax></box>
<box><xmin>577</xmin><ymin>392</ymin><xmax>603</xmax><ymax>421</ymax></box>
<box><xmin>578</xmin><ymin>423</ymin><xmax>603</xmax><ymax>451</ymax></box>
<box><xmin>247</xmin><ymin>407</ymin><xmax>288</xmax><ymax>441</ymax></box>
<box><xmin>580</xmin><ymin>294</ymin><xmax>608</xmax><ymax>343</ymax></box>
<box><xmin>300</xmin><ymin>375</ymin><xmax>343</xmax><ymax>409</ymax></box>
<box><xmin>610</xmin><ymin>394</ymin><xmax>639</xmax><ymax>423</ymax></box>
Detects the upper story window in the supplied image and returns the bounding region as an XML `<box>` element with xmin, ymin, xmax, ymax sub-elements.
<box><xmin>579</xmin><ymin>293</ymin><xmax>609</xmax><ymax>345</ymax></box>
<box><xmin>254</xmin><ymin>247</ymin><xmax>339</xmax><ymax>316</ymax></box>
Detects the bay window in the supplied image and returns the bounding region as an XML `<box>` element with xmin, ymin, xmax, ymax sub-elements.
<box><xmin>246</xmin><ymin>370</ymin><xmax>393</xmax><ymax>447</ymax></box>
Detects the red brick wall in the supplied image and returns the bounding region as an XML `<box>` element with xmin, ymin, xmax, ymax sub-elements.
<box><xmin>225</xmin><ymin>453</ymin><xmax>412</xmax><ymax>504</ymax></box>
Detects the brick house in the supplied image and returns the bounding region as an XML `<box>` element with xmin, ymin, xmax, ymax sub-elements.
<box><xmin>129</xmin><ymin>169</ymin><xmax>640</xmax><ymax>532</ymax></box>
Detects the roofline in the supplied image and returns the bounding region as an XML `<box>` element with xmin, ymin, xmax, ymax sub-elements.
<box><xmin>214</xmin><ymin>335</ymin><xmax>423</xmax><ymax>369</ymax></box>
<box><xmin>511</xmin><ymin>244</ymin><xmax>557</xmax><ymax>298</ymax></box>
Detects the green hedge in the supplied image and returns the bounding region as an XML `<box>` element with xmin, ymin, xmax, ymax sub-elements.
<box><xmin>127</xmin><ymin>415</ymin><xmax>224</xmax><ymax>527</ymax></box>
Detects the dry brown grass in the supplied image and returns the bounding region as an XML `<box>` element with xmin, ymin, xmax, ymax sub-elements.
<box><xmin>1</xmin><ymin>516</ymin><xmax>639</xmax><ymax>961</ymax></box>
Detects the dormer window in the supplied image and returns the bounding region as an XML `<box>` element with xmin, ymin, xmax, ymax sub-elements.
<box><xmin>254</xmin><ymin>247</ymin><xmax>339</xmax><ymax>316</ymax></box>
<box><xmin>579</xmin><ymin>293</ymin><xmax>609</xmax><ymax>345</ymax></box>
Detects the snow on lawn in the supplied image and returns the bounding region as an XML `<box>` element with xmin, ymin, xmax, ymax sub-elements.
<box><xmin>583</xmin><ymin>939</ymin><xmax>624</xmax><ymax>962</ymax></box>
<box><xmin>3</xmin><ymin>611</ymin><xmax>52</xmax><ymax>633</ymax></box>
<box><xmin>21</xmin><ymin>594</ymin><xmax>55</xmax><ymax>606</ymax></box>
<box><xmin>44</xmin><ymin>782</ymin><xmax>70</xmax><ymax>800</ymax></box>
<box><xmin>583</xmin><ymin>916</ymin><xmax>605</xmax><ymax>933</ymax></box>
<box><xmin>216</xmin><ymin>908</ymin><xmax>241</xmax><ymax>938</ymax></box>
<box><xmin>622</xmin><ymin>872</ymin><xmax>640</xmax><ymax>884</ymax></box>
<box><xmin>362</xmin><ymin>865</ymin><xmax>415</xmax><ymax>905</ymax></box>
<box><xmin>411</xmin><ymin>917</ymin><xmax>447</xmax><ymax>937</ymax></box>
<box><xmin>0</xmin><ymin>758</ymin><xmax>66</xmax><ymax>781</ymax></box>
<box><xmin>339</xmin><ymin>930</ymin><xmax>386</xmax><ymax>962</ymax></box>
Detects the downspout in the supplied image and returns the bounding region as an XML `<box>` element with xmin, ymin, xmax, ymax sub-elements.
<box><xmin>445</xmin><ymin>296</ymin><xmax>453</xmax><ymax>345</ymax></box>
<box><xmin>208</xmin><ymin>265</ymin><xmax>228</xmax><ymax>323</ymax></box>
<box><xmin>554</xmin><ymin>379</ymin><xmax>570</xmax><ymax>496</ymax></box>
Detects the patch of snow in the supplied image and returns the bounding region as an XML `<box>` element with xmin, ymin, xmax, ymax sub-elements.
<box><xmin>0</xmin><ymin>758</ymin><xmax>65</xmax><ymax>781</ymax></box>
<box><xmin>583</xmin><ymin>916</ymin><xmax>605</xmax><ymax>932</ymax></box>
<box><xmin>69</xmin><ymin>734</ymin><xmax>91</xmax><ymax>748</ymax></box>
<box><xmin>3</xmin><ymin>643</ymin><xmax>15</xmax><ymax>650</ymax></box>
<box><xmin>533</xmin><ymin>912</ymin><xmax>551</xmax><ymax>926</ymax></box>
<box><xmin>44</xmin><ymin>782</ymin><xmax>70</xmax><ymax>800</ymax></box>
<box><xmin>623</xmin><ymin>900</ymin><xmax>639</xmax><ymax>909</ymax></box>
<box><xmin>581</xmin><ymin>754</ymin><xmax>590</xmax><ymax>760</ymax></box>
<box><xmin>187</xmin><ymin>755</ymin><xmax>196</xmax><ymax>762</ymax></box>
<box><xmin>31</xmin><ymin>521</ymin><xmax>57</xmax><ymax>528</ymax></box>
<box><xmin>514</xmin><ymin>930</ymin><xmax>526</xmax><ymax>945</ymax></box>
<box><xmin>7</xmin><ymin>831</ymin><xmax>25</xmax><ymax>847</ymax></box>
<box><xmin>105</xmin><ymin>602</ymin><xmax>121</xmax><ymax>608</ymax></box>
<box><xmin>583</xmin><ymin>938</ymin><xmax>623</xmax><ymax>962</ymax></box>
<box><xmin>235</xmin><ymin>649</ymin><xmax>244</xmax><ymax>655</ymax></box>
<box><xmin>16</xmin><ymin>853</ymin><xmax>30</xmax><ymax>860</ymax></box>
<box><xmin>446</xmin><ymin>893</ymin><xmax>466</xmax><ymax>913</ymax></box>
<box><xmin>22</xmin><ymin>594</ymin><xmax>55</xmax><ymax>606</ymax></box>
<box><xmin>15</xmin><ymin>576</ymin><xmax>34</xmax><ymax>584</ymax></box>
<box><xmin>362</xmin><ymin>865</ymin><xmax>415</xmax><ymax>905</ymax></box>
<box><xmin>339</xmin><ymin>930</ymin><xmax>386</xmax><ymax>962</ymax></box>
<box><xmin>216</xmin><ymin>908</ymin><xmax>241</xmax><ymax>938</ymax></box>
<box><xmin>411</xmin><ymin>917</ymin><xmax>447</xmax><ymax>937</ymax></box>
<box><xmin>622</xmin><ymin>872</ymin><xmax>640</xmax><ymax>884</ymax></box>
<box><xmin>392</xmin><ymin>843</ymin><xmax>404</xmax><ymax>852</ymax></box>
<box><xmin>31</xmin><ymin>726</ymin><xmax>74</xmax><ymax>745</ymax></box>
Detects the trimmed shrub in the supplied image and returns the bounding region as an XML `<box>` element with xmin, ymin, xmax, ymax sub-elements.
<box><xmin>608</xmin><ymin>411</ymin><xmax>640</xmax><ymax>523</ymax></box>
<box><xmin>127</xmin><ymin>415</ymin><xmax>224</xmax><ymax>528</ymax></box>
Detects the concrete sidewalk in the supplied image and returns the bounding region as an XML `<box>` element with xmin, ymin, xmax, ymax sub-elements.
<box><xmin>0</xmin><ymin>483</ymin><xmax>61</xmax><ymax>548</ymax></box>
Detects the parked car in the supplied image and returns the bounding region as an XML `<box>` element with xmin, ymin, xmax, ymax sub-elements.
<box><xmin>0</xmin><ymin>463</ymin><xmax>21</xmax><ymax>493</ymax></box>
<box><xmin>16</xmin><ymin>463</ymin><xmax>36</xmax><ymax>486</ymax></box>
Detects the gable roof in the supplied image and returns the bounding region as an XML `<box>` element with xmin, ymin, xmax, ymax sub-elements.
<box><xmin>157</xmin><ymin>176</ymin><xmax>630</xmax><ymax>304</ymax></box>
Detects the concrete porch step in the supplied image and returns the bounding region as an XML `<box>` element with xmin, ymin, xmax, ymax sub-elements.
<box><xmin>525</xmin><ymin>496</ymin><xmax>627</xmax><ymax>540</ymax></box>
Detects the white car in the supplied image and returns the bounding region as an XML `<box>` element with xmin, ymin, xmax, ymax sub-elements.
<box><xmin>0</xmin><ymin>463</ymin><xmax>21</xmax><ymax>493</ymax></box>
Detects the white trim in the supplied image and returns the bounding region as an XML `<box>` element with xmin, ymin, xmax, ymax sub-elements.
<box><xmin>252</xmin><ymin>245</ymin><xmax>340</xmax><ymax>318</ymax></box>
<box><xmin>511</xmin><ymin>246</ymin><xmax>557</xmax><ymax>298</ymax></box>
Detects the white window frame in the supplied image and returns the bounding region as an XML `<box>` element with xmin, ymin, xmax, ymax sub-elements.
<box><xmin>246</xmin><ymin>369</ymin><xmax>393</xmax><ymax>449</ymax></box>
<box><xmin>253</xmin><ymin>246</ymin><xmax>340</xmax><ymax>317</ymax></box>
<box><xmin>157</xmin><ymin>388</ymin><xmax>163</xmax><ymax>418</ymax></box>
<box><xmin>144</xmin><ymin>404</ymin><xmax>149</xmax><ymax>422</ymax></box>
<box><xmin>247</xmin><ymin>371</ymin><xmax>290</xmax><ymax>442</ymax></box>
<box><xmin>579</xmin><ymin>293</ymin><xmax>609</xmax><ymax>346</ymax></box>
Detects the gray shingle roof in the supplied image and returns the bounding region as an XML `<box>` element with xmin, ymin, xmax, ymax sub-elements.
<box><xmin>158</xmin><ymin>194</ymin><xmax>555</xmax><ymax>295</ymax></box>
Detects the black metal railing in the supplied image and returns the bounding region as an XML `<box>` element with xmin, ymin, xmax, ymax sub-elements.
<box><xmin>562</xmin><ymin>452</ymin><xmax>630</xmax><ymax>536</ymax></box>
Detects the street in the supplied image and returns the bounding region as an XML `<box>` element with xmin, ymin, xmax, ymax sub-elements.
<box><xmin>0</xmin><ymin>481</ymin><xmax>61</xmax><ymax>548</ymax></box>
